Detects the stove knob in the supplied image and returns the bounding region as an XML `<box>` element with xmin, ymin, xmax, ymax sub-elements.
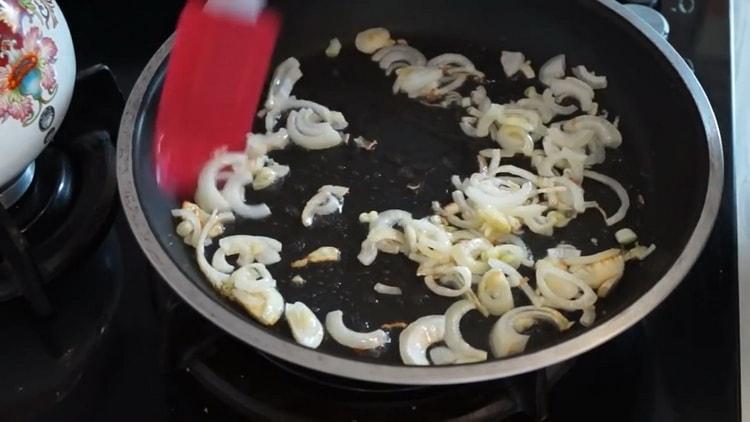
<box><xmin>624</xmin><ymin>4</ymin><xmax>671</xmax><ymax>38</ymax></box>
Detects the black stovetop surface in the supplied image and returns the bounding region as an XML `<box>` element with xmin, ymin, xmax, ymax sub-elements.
<box><xmin>10</xmin><ymin>0</ymin><xmax>735</xmax><ymax>420</ymax></box>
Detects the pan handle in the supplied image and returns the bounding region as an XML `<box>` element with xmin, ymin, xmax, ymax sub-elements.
<box><xmin>624</xmin><ymin>4</ymin><xmax>670</xmax><ymax>38</ymax></box>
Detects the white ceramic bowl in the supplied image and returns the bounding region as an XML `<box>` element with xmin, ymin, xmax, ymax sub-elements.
<box><xmin>0</xmin><ymin>0</ymin><xmax>75</xmax><ymax>193</ymax></box>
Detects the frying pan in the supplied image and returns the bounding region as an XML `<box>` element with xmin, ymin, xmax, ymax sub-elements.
<box><xmin>117</xmin><ymin>0</ymin><xmax>723</xmax><ymax>385</ymax></box>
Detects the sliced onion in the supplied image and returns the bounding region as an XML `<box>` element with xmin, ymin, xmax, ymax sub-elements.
<box><xmin>245</xmin><ymin>130</ymin><xmax>290</xmax><ymax>159</ymax></box>
<box><xmin>487</xmin><ymin>258</ymin><xmax>524</xmax><ymax>286</ymax></box>
<box><xmin>539</xmin><ymin>54</ymin><xmax>566</xmax><ymax>85</ymax></box>
<box><xmin>427</xmin><ymin>53</ymin><xmax>476</xmax><ymax>70</ymax></box>
<box><xmin>495</xmin><ymin>124</ymin><xmax>534</xmax><ymax>156</ymax></box>
<box><xmin>550</xmin><ymin>77</ymin><xmax>595</xmax><ymax>112</ymax></box>
<box><xmin>535</xmin><ymin>259</ymin><xmax>597</xmax><ymax>311</ymax></box>
<box><xmin>424</xmin><ymin>266</ymin><xmax>472</xmax><ymax>297</ymax></box>
<box><xmin>563</xmin><ymin>115</ymin><xmax>622</xmax><ymax>148</ymax></box>
<box><xmin>580</xmin><ymin>306</ymin><xmax>596</xmax><ymax>327</ymax></box>
<box><xmin>572</xmin><ymin>65</ymin><xmax>608</xmax><ymax>89</ymax></box>
<box><xmin>444</xmin><ymin>299</ymin><xmax>488</xmax><ymax>361</ymax></box>
<box><xmin>625</xmin><ymin>244</ymin><xmax>656</xmax><ymax>261</ymax></box>
<box><xmin>568</xmin><ymin>253</ymin><xmax>625</xmax><ymax>294</ymax></box>
<box><xmin>196</xmin><ymin>211</ymin><xmax>235</xmax><ymax>290</ymax></box>
<box><xmin>583</xmin><ymin>170</ymin><xmax>630</xmax><ymax>226</ymax></box>
<box><xmin>195</xmin><ymin>151</ymin><xmax>246</xmax><ymax>212</ymax></box>
<box><xmin>547</xmin><ymin>244</ymin><xmax>581</xmax><ymax>260</ymax></box>
<box><xmin>516</xmin><ymin>87</ymin><xmax>575</xmax><ymax>123</ymax></box>
<box><xmin>520</xmin><ymin>62</ymin><xmax>535</xmax><ymax>79</ymax></box>
<box><xmin>482</xmin><ymin>244</ymin><xmax>532</xmax><ymax>269</ymax></box>
<box><xmin>291</xmin><ymin>246</ymin><xmax>342</xmax><ymax>268</ymax></box>
<box><xmin>325</xmin><ymin>310</ymin><xmax>390</xmax><ymax>350</ymax></box>
<box><xmin>263</xmin><ymin>57</ymin><xmax>302</xmax><ymax>110</ymax></box>
<box><xmin>545</xmin><ymin>127</ymin><xmax>594</xmax><ymax>150</ymax></box>
<box><xmin>358</xmin><ymin>210</ymin><xmax>413</xmax><ymax>265</ymax></box>
<box><xmin>372</xmin><ymin>44</ymin><xmax>427</xmax><ymax>75</ymax></box>
<box><xmin>393</xmin><ymin>66</ymin><xmax>443</xmax><ymax>98</ymax></box>
<box><xmin>489</xmin><ymin>306</ymin><xmax>572</xmax><ymax>358</ymax></box>
<box><xmin>219</xmin><ymin>235</ymin><xmax>282</xmax><ymax>266</ymax></box>
<box><xmin>301</xmin><ymin>185</ymin><xmax>349</xmax><ymax>227</ymax></box>
<box><xmin>399</xmin><ymin>315</ymin><xmax>445</xmax><ymax>365</ymax></box>
<box><xmin>287</xmin><ymin>108</ymin><xmax>345</xmax><ymax>150</ymax></box>
<box><xmin>357</xmin><ymin>239</ymin><xmax>388</xmax><ymax>265</ymax></box>
<box><xmin>285</xmin><ymin>302</ymin><xmax>324</xmax><ymax>349</ymax></box>
<box><xmin>493</xmin><ymin>165</ymin><xmax>540</xmax><ymax>184</ymax></box>
<box><xmin>463</xmin><ymin>178</ymin><xmax>534</xmax><ymax>211</ymax></box>
<box><xmin>615</xmin><ymin>228</ymin><xmax>638</xmax><ymax>245</ymax></box>
<box><xmin>407</xmin><ymin>218</ymin><xmax>453</xmax><ymax>257</ymax></box>
<box><xmin>211</xmin><ymin>249</ymin><xmax>234</xmax><ymax>273</ymax></box>
<box><xmin>230</xmin><ymin>263</ymin><xmax>276</xmax><ymax>293</ymax></box>
<box><xmin>476</xmin><ymin>105</ymin><xmax>542</xmax><ymax>136</ymax></box>
<box><xmin>506</xmin><ymin>204</ymin><xmax>555</xmax><ymax>236</ymax></box>
<box><xmin>542</xmin><ymin>88</ymin><xmax>578</xmax><ymax>116</ymax></box>
<box><xmin>450</xmin><ymin>238</ymin><xmax>492</xmax><ymax>274</ymax></box>
<box><xmin>477</xmin><ymin>270</ymin><xmax>514</xmax><ymax>316</ymax></box>
<box><xmin>470</xmin><ymin>86</ymin><xmax>490</xmax><ymax>111</ymax></box>
<box><xmin>265</xmin><ymin>98</ymin><xmax>348</xmax><ymax>134</ymax></box>
<box><xmin>171</xmin><ymin>208</ymin><xmax>202</xmax><ymax>247</ymax></box>
<box><xmin>498</xmin><ymin>233</ymin><xmax>533</xmax><ymax>260</ymax></box>
<box><xmin>562</xmin><ymin>248</ymin><xmax>620</xmax><ymax>266</ymax></box>
<box><xmin>519</xmin><ymin>282</ymin><xmax>544</xmax><ymax>307</ymax></box>
<box><xmin>251</xmin><ymin>162</ymin><xmax>289</xmax><ymax>190</ymax></box>
<box><xmin>232</xmin><ymin>287</ymin><xmax>284</xmax><ymax>326</ymax></box>
<box><xmin>374</xmin><ymin>283</ymin><xmax>403</xmax><ymax>295</ymax></box>
<box><xmin>355</xmin><ymin>27</ymin><xmax>394</xmax><ymax>54</ymax></box>
<box><xmin>221</xmin><ymin>168</ymin><xmax>272</xmax><ymax>219</ymax></box>
<box><xmin>325</xmin><ymin>38</ymin><xmax>342</xmax><ymax>58</ymax></box>
<box><xmin>552</xmin><ymin>176</ymin><xmax>586</xmax><ymax>213</ymax></box>
<box><xmin>429</xmin><ymin>346</ymin><xmax>459</xmax><ymax>365</ymax></box>
<box><xmin>500</xmin><ymin>51</ymin><xmax>525</xmax><ymax>77</ymax></box>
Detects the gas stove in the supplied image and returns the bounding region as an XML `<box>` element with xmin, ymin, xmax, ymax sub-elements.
<box><xmin>0</xmin><ymin>0</ymin><xmax>739</xmax><ymax>421</ymax></box>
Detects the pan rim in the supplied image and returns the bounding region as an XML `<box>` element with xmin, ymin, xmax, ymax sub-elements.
<box><xmin>116</xmin><ymin>0</ymin><xmax>724</xmax><ymax>385</ymax></box>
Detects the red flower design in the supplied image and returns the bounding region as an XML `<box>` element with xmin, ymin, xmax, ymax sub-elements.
<box><xmin>0</xmin><ymin>24</ymin><xmax>57</xmax><ymax>124</ymax></box>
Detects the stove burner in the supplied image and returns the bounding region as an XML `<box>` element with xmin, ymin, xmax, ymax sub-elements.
<box><xmin>0</xmin><ymin>162</ymin><xmax>35</xmax><ymax>208</ymax></box>
<box><xmin>9</xmin><ymin>146</ymin><xmax>74</xmax><ymax>245</ymax></box>
<box><xmin>0</xmin><ymin>65</ymin><xmax>122</xmax><ymax>303</ymax></box>
<box><xmin>0</xmin><ymin>64</ymin><xmax>126</xmax><ymax>421</ymax></box>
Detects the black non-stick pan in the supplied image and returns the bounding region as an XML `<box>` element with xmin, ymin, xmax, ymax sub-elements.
<box><xmin>117</xmin><ymin>0</ymin><xmax>722</xmax><ymax>384</ymax></box>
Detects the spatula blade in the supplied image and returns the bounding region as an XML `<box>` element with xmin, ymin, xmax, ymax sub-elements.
<box><xmin>154</xmin><ymin>0</ymin><xmax>280</xmax><ymax>197</ymax></box>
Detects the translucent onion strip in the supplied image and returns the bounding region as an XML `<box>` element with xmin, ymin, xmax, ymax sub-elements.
<box><xmin>285</xmin><ymin>302</ymin><xmax>324</xmax><ymax>349</ymax></box>
<box><xmin>325</xmin><ymin>310</ymin><xmax>390</xmax><ymax>350</ymax></box>
<box><xmin>584</xmin><ymin>170</ymin><xmax>630</xmax><ymax>226</ymax></box>
<box><xmin>444</xmin><ymin>300</ymin><xmax>488</xmax><ymax>362</ymax></box>
<box><xmin>374</xmin><ymin>283</ymin><xmax>403</xmax><ymax>295</ymax></box>
<box><xmin>477</xmin><ymin>270</ymin><xmax>514</xmax><ymax>316</ymax></box>
<box><xmin>489</xmin><ymin>306</ymin><xmax>572</xmax><ymax>358</ymax></box>
<box><xmin>301</xmin><ymin>185</ymin><xmax>349</xmax><ymax>227</ymax></box>
<box><xmin>424</xmin><ymin>266</ymin><xmax>472</xmax><ymax>297</ymax></box>
<box><xmin>399</xmin><ymin>315</ymin><xmax>445</xmax><ymax>365</ymax></box>
<box><xmin>195</xmin><ymin>211</ymin><xmax>236</xmax><ymax>290</ymax></box>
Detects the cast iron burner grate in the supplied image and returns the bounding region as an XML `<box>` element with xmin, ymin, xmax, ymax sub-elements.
<box><xmin>0</xmin><ymin>65</ymin><xmax>121</xmax><ymax>307</ymax></box>
<box><xmin>154</xmin><ymin>279</ymin><xmax>572</xmax><ymax>421</ymax></box>
<box><xmin>0</xmin><ymin>64</ymin><xmax>125</xmax><ymax>420</ymax></box>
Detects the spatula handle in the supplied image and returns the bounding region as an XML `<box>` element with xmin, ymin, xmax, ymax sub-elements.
<box><xmin>205</xmin><ymin>0</ymin><xmax>266</xmax><ymax>21</ymax></box>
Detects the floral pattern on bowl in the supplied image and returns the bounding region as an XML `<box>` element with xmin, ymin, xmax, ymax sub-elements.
<box><xmin>0</xmin><ymin>0</ymin><xmax>74</xmax><ymax>188</ymax></box>
<box><xmin>1</xmin><ymin>0</ymin><xmax>60</xmax><ymax>126</ymax></box>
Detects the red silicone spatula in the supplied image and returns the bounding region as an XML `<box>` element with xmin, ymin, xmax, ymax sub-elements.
<box><xmin>154</xmin><ymin>0</ymin><xmax>280</xmax><ymax>197</ymax></box>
